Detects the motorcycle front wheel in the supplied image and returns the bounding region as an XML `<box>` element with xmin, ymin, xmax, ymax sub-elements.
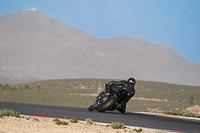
<box><xmin>88</xmin><ymin>105</ymin><xmax>93</xmax><ymax>111</ymax></box>
<box><xmin>98</xmin><ymin>96</ymin><xmax>117</xmax><ymax>112</ymax></box>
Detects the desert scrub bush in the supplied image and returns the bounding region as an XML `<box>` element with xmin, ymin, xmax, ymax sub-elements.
<box><xmin>149</xmin><ymin>109</ymin><xmax>200</xmax><ymax>118</ymax></box>
<box><xmin>0</xmin><ymin>84</ymin><xmax>10</xmax><ymax>90</ymax></box>
<box><xmin>15</xmin><ymin>111</ymin><xmax>20</xmax><ymax>117</ymax></box>
<box><xmin>32</xmin><ymin>118</ymin><xmax>39</xmax><ymax>122</ymax></box>
<box><xmin>163</xmin><ymin>110</ymin><xmax>184</xmax><ymax>116</ymax></box>
<box><xmin>86</xmin><ymin>118</ymin><xmax>93</xmax><ymax>124</ymax></box>
<box><xmin>110</xmin><ymin>122</ymin><xmax>124</xmax><ymax>129</ymax></box>
<box><xmin>183</xmin><ymin>111</ymin><xmax>197</xmax><ymax>117</ymax></box>
<box><xmin>0</xmin><ymin>108</ymin><xmax>20</xmax><ymax>117</ymax></box>
<box><xmin>149</xmin><ymin>109</ymin><xmax>164</xmax><ymax>113</ymax></box>
<box><xmin>134</xmin><ymin>128</ymin><xmax>143</xmax><ymax>132</ymax></box>
<box><xmin>53</xmin><ymin>119</ymin><xmax>60</xmax><ymax>122</ymax></box>
<box><xmin>70</xmin><ymin>117</ymin><xmax>78</xmax><ymax>123</ymax></box>
<box><xmin>26</xmin><ymin>117</ymin><xmax>31</xmax><ymax>120</ymax></box>
<box><xmin>53</xmin><ymin>119</ymin><xmax>68</xmax><ymax>125</ymax></box>
<box><xmin>24</xmin><ymin>84</ymin><xmax>31</xmax><ymax>89</ymax></box>
<box><xmin>38</xmin><ymin>85</ymin><xmax>42</xmax><ymax>90</ymax></box>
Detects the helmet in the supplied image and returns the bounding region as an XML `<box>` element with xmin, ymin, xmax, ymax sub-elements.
<box><xmin>128</xmin><ymin>77</ymin><xmax>136</xmax><ymax>86</ymax></box>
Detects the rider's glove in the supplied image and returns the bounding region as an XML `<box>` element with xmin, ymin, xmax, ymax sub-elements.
<box><xmin>105</xmin><ymin>87</ymin><xmax>110</xmax><ymax>93</ymax></box>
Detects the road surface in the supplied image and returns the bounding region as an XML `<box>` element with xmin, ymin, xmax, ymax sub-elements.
<box><xmin>0</xmin><ymin>101</ymin><xmax>200</xmax><ymax>132</ymax></box>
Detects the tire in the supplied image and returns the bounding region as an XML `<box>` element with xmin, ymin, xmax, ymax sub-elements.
<box><xmin>88</xmin><ymin>105</ymin><xmax>94</xmax><ymax>111</ymax></box>
<box><xmin>98</xmin><ymin>96</ymin><xmax>117</xmax><ymax>112</ymax></box>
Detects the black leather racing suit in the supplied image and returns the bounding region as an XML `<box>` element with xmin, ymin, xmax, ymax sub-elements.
<box><xmin>105</xmin><ymin>80</ymin><xmax>135</xmax><ymax>113</ymax></box>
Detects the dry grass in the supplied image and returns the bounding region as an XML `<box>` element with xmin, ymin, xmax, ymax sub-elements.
<box><xmin>0</xmin><ymin>78</ymin><xmax>200</xmax><ymax>112</ymax></box>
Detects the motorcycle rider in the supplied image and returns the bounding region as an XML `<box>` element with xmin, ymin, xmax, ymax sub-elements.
<box><xmin>105</xmin><ymin>77</ymin><xmax>136</xmax><ymax>113</ymax></box>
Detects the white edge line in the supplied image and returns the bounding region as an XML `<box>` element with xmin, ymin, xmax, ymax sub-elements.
<box><xmin>134</xmin><ymin>111</ymin><xmax>200</xmax><ymax>121</ymax></box>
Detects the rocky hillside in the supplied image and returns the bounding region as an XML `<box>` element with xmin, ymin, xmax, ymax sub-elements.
<box><xmin>0</xmin><ymin>10</ymin><xmax>199</xmax><ymax>85</ymax></box>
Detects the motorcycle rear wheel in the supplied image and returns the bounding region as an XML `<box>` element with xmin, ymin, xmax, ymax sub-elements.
<box><xmin>98</xmin><ymin>96</ymin><xmax>117</xmax><ymax>112</ymax></box>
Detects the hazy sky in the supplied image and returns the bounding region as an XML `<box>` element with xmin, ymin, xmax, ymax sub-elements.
<box><xmin>1</xmin><ymin>0</ymin><xmax>200</xmax><ymax>64</ymax></box>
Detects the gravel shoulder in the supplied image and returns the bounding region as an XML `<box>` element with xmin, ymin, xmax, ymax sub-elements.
<box><xmin>0</xmin><ymin>116</ymin><xmax>176</xmax><ymax>133</ymax></box>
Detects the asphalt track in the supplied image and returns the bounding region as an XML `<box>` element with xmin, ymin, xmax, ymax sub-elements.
<box><xmin>0</xmin><ymin>101</ymin><xmax>200</xmax><ymax>132</ymax></box>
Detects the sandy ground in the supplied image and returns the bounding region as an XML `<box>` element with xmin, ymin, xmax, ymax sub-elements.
<box><xmin>186</xmin><ymin>105</ymin><xmax>200</xmax><ymax>114</ymax></box>
<box><xmin>0</xmin><ymin>116</ymin><xmax>176</xmax><ymax>133</ymax></box>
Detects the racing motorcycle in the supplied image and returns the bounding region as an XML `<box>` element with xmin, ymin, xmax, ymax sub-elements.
<box><xmin>88</xmin><ymin>88</ymin><xmax>127</xmax><ymax>113</ymax></box>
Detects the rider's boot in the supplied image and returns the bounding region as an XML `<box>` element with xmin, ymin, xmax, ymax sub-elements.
<box><xmin>116</xmin><ymin>101</ymin><xmax>126</xmax><ymax>113</ymax></box>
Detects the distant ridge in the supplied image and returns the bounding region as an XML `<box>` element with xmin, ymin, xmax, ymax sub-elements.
<box><xmin>0</xmin><ymin>10</ymin><xmax>200</xmax><ymax>86</ymax></box>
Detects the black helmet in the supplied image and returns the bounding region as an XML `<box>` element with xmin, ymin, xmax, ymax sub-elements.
<box><xmin>128</xmin><ymin>77</ymin><xmax>136</xmax><ymax>85</ymax></box>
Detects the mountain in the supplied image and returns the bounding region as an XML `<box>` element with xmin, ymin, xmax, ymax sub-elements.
<box><xmin>0</xmin><ymin>10</ymin><xmax>200</xmax><ymax>85</ymax></box>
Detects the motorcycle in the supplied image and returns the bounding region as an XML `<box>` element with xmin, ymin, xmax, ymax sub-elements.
<box><xmin>88</xmin><ymin>88</ymin><xmax>128</xmax><ymax>113</ymax></box>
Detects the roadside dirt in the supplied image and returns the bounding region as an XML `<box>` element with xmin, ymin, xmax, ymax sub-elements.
<box><xmin>186</xmin><ymin>105</ymin><xmax>200</xmax><ymax>114</ymax></box>
<box><xmin>0</xmin><ymin>116</ymin><xmax>176</xmax><ymax>133</ymax></box>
